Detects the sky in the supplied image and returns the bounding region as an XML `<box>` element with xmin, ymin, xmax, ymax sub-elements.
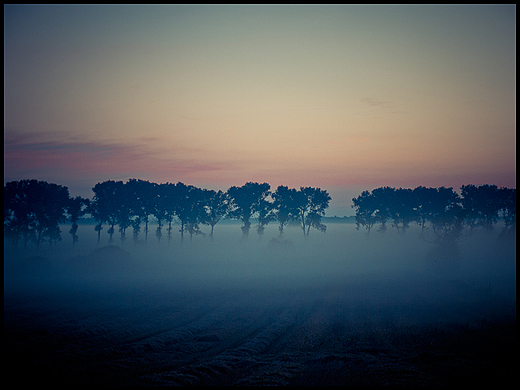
<box><xmin>4</xmin><ymin>5</ymin><xmax>516</xmax><ymax>216</ymax></box>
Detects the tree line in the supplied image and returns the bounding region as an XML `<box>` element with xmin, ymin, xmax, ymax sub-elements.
<box><xmin>4</xmin><ymin>180</ymin><xmax>515</xmax><ymax>249</ymax></box>
<box><xmin>351</xmin><ymin>185</ymin><xmax>516</xmax><ymax>241</ymax></box>
<box><xmin>4</xmin><ymin>179</ymin><xmax>331</xmax><ymax>248</ymax></box>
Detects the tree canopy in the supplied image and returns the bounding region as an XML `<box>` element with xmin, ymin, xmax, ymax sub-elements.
<box><xmin>352</xmin><ymin>185</ymin><xmax>516</xmax><ymax>242</ymax></box>
<box><xmin>4</xmin><ymin>179</ymin><xmax>70</xmax><ymax>247</ymax></box>
<box><xmin>4</xmin><ymin>179</ymin><xmax>514</xmax><ymax>249</ymax></box>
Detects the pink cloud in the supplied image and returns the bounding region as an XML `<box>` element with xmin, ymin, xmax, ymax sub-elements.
<box><xmin>3</xmin><ymin>136</ymin><xmax>231</xmax><ymax>187</ymax></box>
<box><xmin>4</xmin><ymin>133</ymin><xmax>515</xmax><ymax>200</ymax></box>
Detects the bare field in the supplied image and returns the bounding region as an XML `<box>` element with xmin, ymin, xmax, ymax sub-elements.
<box><xmin>4</xmin><ymin>224</ymin><xmax>516</xmax><ymax>386</ymax></box>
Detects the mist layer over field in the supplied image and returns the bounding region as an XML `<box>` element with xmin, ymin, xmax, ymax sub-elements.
<box><xmin>5</xmin><ymin>222</ymin><xmax>516</xmax><ymax>298</ymax></box>
<box><xmin>4</xmin><ymin>222</ymin><xmax>516</xmax><ymax>385</ymax></box>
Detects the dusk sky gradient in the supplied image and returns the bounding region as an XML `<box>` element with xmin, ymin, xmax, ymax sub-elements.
<box><xmin>4</xmin><ymin>5</ymin><xmax>516</xmax><ymax>216</ymax></box>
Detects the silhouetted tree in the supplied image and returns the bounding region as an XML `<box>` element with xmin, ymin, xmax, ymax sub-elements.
<box><xmin>87</xmin><ymin>204</ymin><xmax>104</xmax><ymax>245</ymax></box>
<box><xmin>461</xmin><ymin>184</ymin><xmax>501</xmax><ymax>231</ymax></box>
<box><xmin>413</xmin><ymin>186</ymin><xmax>439</xmax><ymax>232</ymax></box>
<box><xmin>186</xmin><ymin>186</ymin><xmax>207</xmax><ymax>242</ymax></box>
<box><xmin>173</xmin><ymin>182</ymin><xmax>190</xmax><ymax>243</ymax></box>
<box><xmin>255</xmin><ymin>197</ymin><xmax>275</xmax><ymax>236</ymax></box>
<box><xmin>352</xmin><ymin>190</ymin><xmax>379</xmax><ymax>233</ymax></box>
<box><xmin>90</xmin><ymin>182</ymin><xmax>107</xmax><ymax>244</ymax></box>
<box><xmin>390</xmin><ymin>188</ymin><xmax>417</xmax><ymax>233</ymax></box>
<box><xmin>422</xmin><ymin>187</ymin><xmax>466</xmax><ymax>273</ymax></box>
<box><xmin>497</xmin><ymin>186</ymin><xmax>516</xmax><ymax>235</ymax></box>
<box><xmin>4</xmin><ymin>180</ymin><xmax>69</xmax><ymax>247</ymax></box>
<box><xmin>460</xmin><ymin>184</ymin><xmax>480</xmax><ymax>231</ymax></box>
<box><xmin>202</xmin><ymin>189</ymin><xmax>230</xmax><ymax>240</ymax></box>
<box><xmin>160</xmin><ymin>182</ymin><xmax>179</xmax><ymax>242</ymax></box>
<box><xmin>173</xmin><ymin>182</ymin><xmax>206</xmax><ymax>242</ymax></box>
<box><xmin>426</xmin><ymin>186</ymin><xmax>465</xmax><ymax>243</ymax></box>
<box><xmin>227</xmin><ymin>182</ymin><xmax>271</xmax><ymax>237</ymax></box>
<box><xmin>153</xmin><ymin>183</ymin><xmax>170</xmax><ymax>243</ymax></box>
<box><xmin>124</xmin><ymin>179</ymin><xmax>143</xmax><ymax>245</ymax></box>
<box><xmin>294</xmin><ymin>187</ymin><xmax>331</xmax><ymax>237</ymax></box>
<box><xmin>33</xmin><ymin>181</ymin><xmax>70</xmax><ymax>247</ymax></box>
<box><xmin>115</xmin><ymin>181</ymin><xmax>138</xmax><ymax>245</ymax></box>
<box><xmin>173</xmin><ymin>183</ymin><xmax>206</xmax><ymax>242</ymax></box>
<box><xmin>67</xmin><ymin>196</ymin><xmax>90</xmax><ymax>244</ymax></box>
<box><xmin>352</xmin><ymin>187</ymin><xmax>397</xmax><ymax>233</ymax></box>
<box><xmin>371</xmin><ymin>186</ymin><xmax>394</xmax><ymax>232</ymax></box>
<box><xmin>91</xmin><ymin>180</ymin><xmax>123</xmax><ymax>244</ymax></box>
<box><xmin>272</xmin><ymin>185</ymin><xmax>299</xmax><ymax>236</ymax></box>
<box><xmin>125</xmin><ymin>179</ymin><xmax>156</xmax><ymax>243</ymax></box>
<box><xmin>4</xmin><ymin>180</ymin><xmax>36</xmax><ymax>248</ymax></box>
